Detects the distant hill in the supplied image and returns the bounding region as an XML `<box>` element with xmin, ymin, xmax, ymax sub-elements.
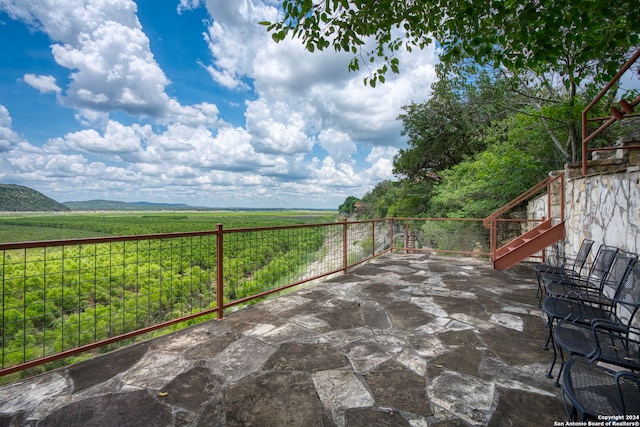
<box><xmin>63</xmin><ymin>200</ymin><xmax>214</xmax><ymax>211</ymax></box>
<box><xmin>0</xmin><ymin>184</ymin><xmax>71</xmax><ymax>212</ymax></box>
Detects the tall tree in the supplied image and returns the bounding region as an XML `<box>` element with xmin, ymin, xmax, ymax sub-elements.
<box><xmin>393</xmin><ymin>64</ymin><xmax>514</xmax><ymax>181</ymax></box>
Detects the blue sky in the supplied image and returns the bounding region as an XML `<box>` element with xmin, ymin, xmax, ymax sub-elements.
<box><xmin>0</xmin><ymin>0</ymin><xmax>439</xmax><ymax>209</ymax></box>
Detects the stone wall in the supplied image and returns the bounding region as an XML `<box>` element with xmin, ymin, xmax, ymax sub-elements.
<box><xmin>528</xmin><ymin>134</ymin><xmax>640</xmax><ymax>259</ymax></box>
<box><xmin>526</xmin><ymin>193</ymin><xmax>546</xmax><ymax>226</ymax></box>
<box><xmin>564</xmin><ymin>167</ymin><xmax>640</xmax><ymax>255</ymax></box>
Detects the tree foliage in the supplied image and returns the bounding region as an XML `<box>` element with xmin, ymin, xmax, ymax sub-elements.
<box><xmin>355</xmin><ymin>179</ymin><xmax>434</xmax><ymax>219</ymax></box>
<box><xmin>427</xmin><ymin>110</ymin><xmax>559</xmax><ymax>218</ymax></box>
<box><xmin>358</xmin><ymin>88</ymin><xmax>569</xmax><ymax>219</ymax></box>
<box><xmin>262</xmin><ymin>0</ymin><xmax>638</xmax><ymax>87</ymax></box>
<box><xmin>338</xmin><ymin>196</ymin><xmax>359</xmax><ymax>215</ymax></box>
<box><xmin>393</xmin><ymin>64</ymin><xmax>515</xmax><ymax>180</ymax></box>
<box><xmin>357</xmin><ymin>180</ymin><xmax>399</xmax><ymax>218</ymax></box>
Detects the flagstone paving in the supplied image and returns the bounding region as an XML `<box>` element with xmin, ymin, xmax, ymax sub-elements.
<box><xmin>0</xmin><ymin>254</ymin><xmax>567</xmax><ymax>426</ymax></box>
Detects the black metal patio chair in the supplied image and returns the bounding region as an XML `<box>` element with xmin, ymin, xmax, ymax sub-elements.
<box><xmin>550</xmin><ymin>259</ymin><xmax>640</xmax><ymax>385</ymax></box>
<box><xmin>546</xmin><ymin>250</ymin><xmax>637</xmax><ymax>308</ymax></box>
<box><xmin>542</xmin><ymin>244</ymin><xmax>618</xmax><ymax>301</ymax></box>
<box><xmin>561</xmin><ymin>356</ymin><xmax>640</xmax><ymax>420</ymax></box>
<box><xmin>542</xmin><ymin>250</ymin><xmax>634</xmax><ymax>379</ymax></box>
<box><xmin>534</xmin><ymin>239</ymin><xmax>594</xmax><ymax>305</ymax></box>
<box><xmin>541</xmin><ymin>245</ymin><xmax>619</xmax><ymax>352</ymax></box>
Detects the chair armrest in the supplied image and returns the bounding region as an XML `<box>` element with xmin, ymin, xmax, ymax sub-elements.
<box><xmin>614</xmin><ymin>371</ymin><xmax>640</xmax><ymax>415</ymax></box>
<box><xmin>591</xmin><ymin>322</ymin><xmax>640</xmax><ymax>371</ymax></box>
<box><xmin>563</xmin><ymin>290</ymin><xmax>614</xmax><ymax>309</ymax></box>
<box><xmin>591</xmin><ymin>319</ymin><xmax>629</xmax><ymax>334</ymax></box>
<box><xmin>615</xmin><ymin>370</ymin><xmax>640</xmax><ymax>382</ymax></box>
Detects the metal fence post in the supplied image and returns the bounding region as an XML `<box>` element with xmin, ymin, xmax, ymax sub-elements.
<box><xmin>342</xmin><ymin>218</ymin><xmax>348</xmax><ymax>274</ymax></box>
<box><xmin>371</xmin><ymin>220</ymin><xmax>375</xmax><ymax>257</ymax></box>
<box><xmin>389</xmin><ymin>218</ymin><xmax>394</xmax><ymax>253</ymax></box>
<box><xmin>216</xmin><ymin>223</ymin><xmax>224</xmax><ymax>320</ymax></box>
<box><xmin>404</xmin><ymin>223</ymin><xmax>409</xmax><ymax>254</ymax></box>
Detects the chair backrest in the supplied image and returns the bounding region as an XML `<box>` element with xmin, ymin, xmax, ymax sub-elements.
<box><xmin>614</xmin><ymin>260</ymin><xmax>640</xmax><ymax>323</ymax></box>
<box><xmin>571</xmin><ymin>239</ymin><xmax>594</xmax><ymax>275</ymax></box>
<box><xmin>586</xmin><ymin>245</ymin><xmax>619</xmax><ymax>289</ymax></box>
<box><xmin>602</xmin><ymin>251</ymin><xmax>638</xmax><ymax>300</ymax></box>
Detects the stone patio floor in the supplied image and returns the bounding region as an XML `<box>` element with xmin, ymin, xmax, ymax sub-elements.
<box><xmin>0</xmin><ymin>254</ymin><xmax>568</xmax><ymax>426</ymax></box>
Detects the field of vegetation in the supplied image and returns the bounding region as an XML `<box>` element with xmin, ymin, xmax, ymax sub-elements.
<box><xmin>0</xmin><ymin>210</ymin><xmax>337</xmax><ymax>380</ymax></box>
<box><xmin>0</xmin><ymin>210</ymin><xmax>336</xmax><ymax>243</ymax></box>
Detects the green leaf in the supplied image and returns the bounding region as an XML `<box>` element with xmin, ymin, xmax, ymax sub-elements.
<box><xmin>390</xmin><ymin>58</ymin><xmax>400</xmax><ymax>74</ymax></box>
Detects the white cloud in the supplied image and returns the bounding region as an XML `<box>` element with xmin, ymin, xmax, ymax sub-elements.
<box><xmin>0</xmin><ymin>0</ymin><xmax>139</xmax><ymax>42</ymax></box>
<box><xmin>199</xmin><ymin>0</ymin><xmax>438</xmax><ymax>151</ymax></box>
<box><xmin>3</xmin><ymin>0</ymin><xmax>172</xmax><ymax>116</ymax></box>
<box><xmin>0</xmin><ymin>1</ymin><xmax>441</xmax><ymax>208</ymax></box>
<box><xmin>165</xmin><ymin>100</ymin><xmax>223</xmax><ymax>128</ymax></box>
<box><xmin>200</xmin><ymin>0</ymin><xmax>278</xmax><ymax>89</ymax></box>
<box><xmin>313</xmin><ymin>156</ymin><xmax>363</xmax><ymax>188</ymax></box>
<box><xmin>0</xmin><ymin>105</ymin><xmax>22</xmax><ymax>153</ymax></box>
<box><xmin>22</xmin><ymin>74</ymin><xmax>61</xmax><ymax>94</ymax></box>
<box><xmin>245</xmin><ymin>99</ymin><xmax>313</xmax><ymax>155</ymax></box>
<box><xmin>317</xmin><ymin>129</ymin><xmax>356</xmax><ymax>165</ymax></box>
<box><xmin>253</xmin><ymin>38</ymin><xmax>353</xmax><ymax>96</ymax></box>
<box><xmin>364</xmin><ymin>146</ymin><xmax>398</xmax><ymax>182</ymax></box>
<box><xmin>48</xmin><ymin>121</ymin><xmax>146</xmax><ymax>157</ymax></box>
<box><xmin>51</xmin><ymin>19</ymin><xmax>171</xmax><ymax>115</ymax></box>
<box><xmin>74</xmin><ymin>109</ymin><xmax>110</xmax><ymax>128</ymax></box>
<box><xmin>177</xmin><ymin>0</ymin><xmax>205</xmax><ymax>13</ymax></box>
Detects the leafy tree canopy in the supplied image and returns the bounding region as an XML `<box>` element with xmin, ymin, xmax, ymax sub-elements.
<box><xmin>393</xmin><ymin>64</ymin><xmax>516</xmax><ymax>180</ymax></box>
<box><xmin>338</xmin><ymin>195</ymin><xmax>360</xmax><ymax>215</ymax></box>
<box><xmin>262</xmin><ymin>0</ymin><xmax>638</xmax><ymax>87</ymax></box>
<box><xmin>427</xmin><ymin>109</ymin><xmax>560</xmax><ymax>218</ymax></box>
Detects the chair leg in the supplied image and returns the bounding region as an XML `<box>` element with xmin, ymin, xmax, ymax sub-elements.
<box><xmin>546</xmin><ymin>344</ymin><xmax>556</xmax><ymax>379</ymax></box>
<box><xmin>553</xmin><ymin>346</ymin><xmax>564</xmax><ymax>387</ymax></box>
<box><xmin>543</xmin><ymin>317</ymin><xmax>554</xmax><ymax>351</ymax></box>
<box><xmin>535</xmin><ymin>272</ymin><xmax>542</xmax><ymax>307</ymax></box>
<box><xmin>545</xmin><ymin>320</ymin><xmax>557</xmax><ymax>379</ymax></box>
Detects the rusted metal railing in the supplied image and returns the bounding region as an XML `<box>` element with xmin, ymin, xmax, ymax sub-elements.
<box><xmin>484</xmin><ymin>173</ymin><xmax>565</xmax><ymax>261</ymax></box>
<box><xmin>0</xmin><ymin>219</ymin><xmax>394</xmax><ymax>376</ymax></box>
<box><xmin>582</xmin><ymin>48</ymin><xmax>640</xmax><ymax>175</ymax></box>
<box><xmin>1</xmin><ymin>211</ymin><xmax>540</xmax><ymax>378</ymax></box>
<box><xmin>391</xmin><ymin>218</ymin><xmax>490</xmax><ymax>257</ymax></box>
<box><xmin>0</xmin><ymin>217</ymin><xmax>496</xmax><ymax>377</ymax></box>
